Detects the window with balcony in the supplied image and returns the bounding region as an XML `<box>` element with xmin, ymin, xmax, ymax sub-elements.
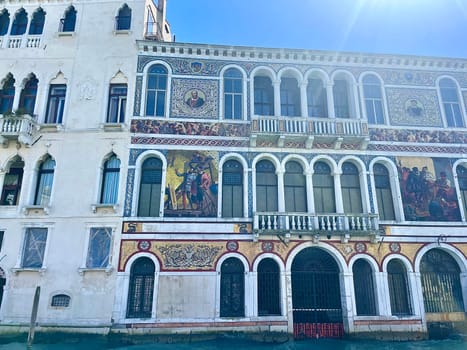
<box><xmin>222</xmin><ymin>159</ymin><xmax>243</xmax><ymax>218</ymax></box>
<box><xmin>10</xmin><ymin>9</ymin><xmax>27</xmax><ymax>36</ymax></box>
<box><xmin>0</xmin><ymin>74</ymin><xmax>15</xmax><ymax>114</ymax></box>
<box><xmin>373</xmin><ymin>163</ymin><xmax>395</xmax><ymax>221</ymax></box>
<box><xmin>280</xmin><ymin>77</ymin><xmax>300</xmax><ymax>117</ymax></box>
<box><xmin>29</xmin><ymin>8</ymin><xmax>45</xmax><ymax>35</ymax></box>
<box><xmin>100</xmin><ymin>155</ymin><xmax>120</xmax><ymax>204</ymax></box>
<box><xmin>220</xmin><ymin>257</ymin><xmax>245</xmax><ymax>317</ymax></box>
<box><xmin>1</xmin><ymin>156</ymin><xmax>24</xmax><ymax>206</ymax></box>
<box><xmin>439</xmin><ymin>78</ymin><xmax>464</xmax><ymax>128</ymax></box>
<box><xmin>256</xmin><ymin>160</ymin><xmax>278</xmax><ymax>212</ymax></box>
<box><xmin>44</xmin><ymin>85</ymin><xmax>66</xmax><ymax>124</ymax></box>
<box><xmin>116</xmin><ymin>4</ymin><xmax>131</xmax><ymax>31</ymax></box>
<box><xmin>34</xmin><ymin>156</ymin><xmax>55</xmax><ymax>206</ymax></box>
<box><xmin>284</xmin><ymin>161</ymin><xmax>307</xmax><ymax>212</ymax></box>
<box><xmin>254</xmin><ymin>76</ymin><xmax>274</xmax><ymax>116</ymax></box>
<box><xmin>21</xmin><ymin>227</ymin><xmax>47</xmax><ymax>268</ymax></box>
<box><xmin>138</xmin><ymin>157</ymin><xmax>163</xmax><ymax>216</ymax></box>
<box><xmin>333</xmin><ymin>79</ymin><xmax>350</xmax><ymax>118</ymax></box>
<box><xmin>18</xmin><ymin>75</ymin><xmax>38</xmax><ymax>115</ymax></box>
<box><xmin>307</xmin><ymin>78</ymin><xmax>327</xmax><ymax>118</ymax></box>
<box><xmin>86</xmin><ymin>227</ymin><xmax>112</xmax><ymax>268</ymax></box>
<box><xmin>387</xmin><ymin>259</ymin><xmax>413</xmax><ymax>316</ymax></box>
<box><xmin>145</xmin><ymin>64</ymin><xmax>167</xmax><ymax>117</ymax></box>
<box><xmin>223</xmin><ymin>68</ymin><xmax>243</xmax><ymax>120</ymax></box>
<box><xmin>107</xmin><ymin>84</ymin><xmax>127</xmax><ymax>123</ymax></box>
<box><xmin>341</xmin><ymin>162</ymin><xmax>363</xmax><ymax>214</ymax></box>
<box><xmin>60</xmin><ymin>6</ymin><xmax>77</xmax><ymax>32</ymax></box>
<box><xmin>0</xmin><ymin>10</ymin><xmax>10</xmax><ymax>36</ymax></box>
<box><xmin>257</xmin><ymin>258</ymin><xmax>281</xmax><ymax>316</ymax></box>
<box><xmin>363</xmin><ymin>75</ymin><xmax>385</xmax><ymax>125</ymax></box>
<box><xmin>313</xmin><ymin>161</ymin><xmax>335</xmax><ymax>213</ymax></box>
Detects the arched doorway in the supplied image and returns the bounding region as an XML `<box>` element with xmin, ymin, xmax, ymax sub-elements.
<box><xmin>126</xmin><ymin>257</ymin><xmax>155</xmax><ymax>318</ymax></box>
<box><xmin>291</xmin><ymin>248</ymin><xmax>343</xmax><ymax>338</ymax></box>
<box><xmin>420</xmin><ymin>249</ymin><xmax>464</xmax><ymax>313</ymax></box>
<box><xmin>220</xmin><ymin>257</ymin><xmax>245</xmax><ymax>317</ymax></box>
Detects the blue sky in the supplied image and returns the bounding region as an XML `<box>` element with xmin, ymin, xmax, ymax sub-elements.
<box><xmin>167</xmin><ymin>0</ymin><xmax>467</xmax><ymax>58</ymax></box>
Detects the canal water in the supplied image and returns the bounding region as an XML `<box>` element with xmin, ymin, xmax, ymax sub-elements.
<box><xmin>0</xmin><ymin>337</ymin><xmax>465</xmax><ymax>350</ymax></box>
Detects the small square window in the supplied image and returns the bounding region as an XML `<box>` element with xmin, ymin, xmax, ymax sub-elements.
<box><xmin>51</xmin><ymin>294</ymin><xmax>70</xmax><ymax>307</ymax></box>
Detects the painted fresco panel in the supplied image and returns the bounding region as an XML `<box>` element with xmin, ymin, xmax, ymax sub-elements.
<box><xmin>164</xmin><ymin>150</ymin><xmax>218</xmax><ymax>217</ymax></box>
<box><xmin>397</xmin><ymin>157</ymin><xmax>461</xmax><ymax>222</ymax></box>
<box><xmin>171</xmin><ymin>79</ymin><xmax>218</xmax><ymax>118</ymax></box>
<box><xmin>386</xmin><ymin>88</ymin><xmax>442</xmax><ymax>127</ymax></box>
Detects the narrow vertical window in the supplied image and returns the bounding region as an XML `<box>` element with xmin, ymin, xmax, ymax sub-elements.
<box><xmin>45</xmin><ymin>85</ymin><xmax>66</xmax><ymax>124</ymax></box>
<box><xmin>220</xmin><ymin>257</ymin><xmax>245</xmax><ymax>317</ymax></box>
<box><xmin>387</xmin><ymin>260</ymin><xmax>412</xmax><ymax>316</ymax></box>
<box><xmin>10</xmin><ymin>9</ymin><xmax>27</xmax><ymax>35</ymax></box>
<box><xmin>223</xmin><ymin>68</ymin><xmax>243</xmax><ymax>120</ymax></box>
<box><xmin>21</xmin><ymin>228</ymin><xmax>48</xmax><ymax>268</ymax></box>
<box><xmin>19</xmin><ymin>75</ymin><xmax>38</xmax><ymax>115</ymax></box>
<box><xmin>60</xmin><ymin>6</ymin><xmax>76</xmax><ymax>32</ymax></box>
<box><xmin>86</xmin><ymin>227</ymin><xmax>112</xmax><ymax>268</ymax></box>
<box><xmin>138</xmin><ymin>157</ymin><xmax>162</xmax><ymax>217</ymax></box>
<box><xmin>258</xmin><ymin>258</ymin><xmax>281</xmax><ymax>316</ymax></box>
<box><xmin>107</xmin><ymin>84</ymin><xmax>127</xmax><ymax>123</ymax></box>
<box><xmin>284</xmin><ymin>161</ymin><xmax>307</xmax><ymax>212</ymax></box>
<box><xmin>374</xmin><ymin>163</ymin><xmax>395</xmax><ymax>220</ymax></box>
<box><xmin>0</xmin><ymin>74</ymin><xmax>15</xmax><ymax>114</ymax></box>
<box><xmin>341</xmin><ymin>162</ymin><xmax>363</xmax><ymax>214</ymax></box>
<box><xmin>363</xmin><ymin>75</ymin><xmax>385</xmax><ymax>124</ymax></box>
<box><xmin>439</xmin><ymin>78</ymin><xmax>464</xmax><ymax>127</ymax></box>
<box><xmin>127</xmin><ymin>257</ymin><xmax>155</xmax><ymax>318</ymax></box>
<box><xmin>145</xmin><ymin>65</ymin><xmax>167</xmax><ymax>117</ymax></box>
<box><xmin>222</xmin><ymin>160</ymin><xmax>243</xmax><ymax>218</ymax></box>
<box><xmin>457</xmin><ymin>165</ymin><xmax>467</xmax><ymax>219</ymax></box>
<box><xmin>0</xmin><ymin>10</ymin><xmax>10</xmax><ymax>36</ymax></box>
<box><xmin>353</xmin><ymin>259</ymin><xmax>377</xmax><ymax>315</ymax></box>
<box><xmin>256</xmin><ymin>160</ymin><xmax>278</xmax><ymax>212</ymax></box>
<box><xmin>254</xmin><ymin>76</ymin><xmax>274</xmax><ymax>116</ymax></box>
<box><xmin>34</xmin><ymin>156</ymin><xmax>55</xmax><ymax>206</ymax></box>
<box><xmin>307</xmin><ymin>78</ymin><xmax>328</xmax><ymax>117</ymax></box>
<box><xmin>313</xmin><ymin>161</ymin><xmax>335</xmax><ymax>213</ymax></box>
<box><xmin>1</xmin><ymin>157</ymin><xmax>24</xmax><ymax>206</ymax></box>
<box><xmin>116</xmin><ymin>4</ymin><xmax>131</xmax><ymax>30</ymax></box>
<box><xmin>29</xmin><ymin>8</ymin><xmax>45</xmax><ymax>35</ymax></box>
<box><xmin>280</xmin><ymin>77</ymin><xmax>300</xmax><ymax>116</ymax></box>
<box><xmin>100</xmin><ymin>155</ymin><xmax>120</xmax><ymax>204</ymax></box>
<box><xmin>333</xmin><ymin>79</ymin><xmax>350</xmax><ymax>118</ymax></box>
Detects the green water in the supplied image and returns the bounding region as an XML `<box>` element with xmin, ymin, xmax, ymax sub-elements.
<box><xmin>0</xmin><ymin>338</ymin><xmax>465</xmax><ymax>350</ymax></box>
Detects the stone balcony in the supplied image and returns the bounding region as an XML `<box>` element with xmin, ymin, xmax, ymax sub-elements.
<box><xmin>250</xmin><ymin>116</ymin><xmax>369</xmax><ymax>149</ymax></box>
<box><xmin>253</xmin><ymin>212</ymin><xmax>380</xmax><ymax>242</ymax></box>
<box><xmin>0</xmin><ymin>114</ymin><xmax>39</xmax><ymax>146</ymax></box>
<box><xmin>0</xmin><ymin>35</ymin><xmax>42</xmax><ymax>49</ymax></box>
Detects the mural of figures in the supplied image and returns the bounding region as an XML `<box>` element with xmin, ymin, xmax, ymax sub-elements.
<box><xmin>164</xmin><ymin>150</ymin><xmax>218</xmax><ymax>217</ymax></box>
<box><xmin>397</xmin><ymin>157</ymin><xmax>461</xmax><ymax>222</ymax></box>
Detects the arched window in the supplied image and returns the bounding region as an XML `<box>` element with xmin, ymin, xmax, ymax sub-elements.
<box><xmin>29</xmin><ymin>8</ymin><xmax>45</xmax><ymax>35</ymax></box>
<box><xmin>280</xmin><ymin>77</ymin><xmax>300</xmax><ymax>116</ymax></box>
<box><xmin>307</xmin><ymin>78</ymin><xmax>327</xmax><ymax>117</ymax></box>
<box><xmin>456</xmin><ymin>165</ymin><xmax>467</xmax><ymax>219</ymax></box>
<box><xmin>284</xmin><ymin>161</ymin><xmax>307</xmax><ymax>212</ymax></box>
<box><xmin>333</xmin><ymin>79</ymin><xmax>350</xmax><ymax>118</ymax></box>
<box><xmin>223</xmin><ymin>68</ymin><xmax>243</xmax><ymax>119</ymax></box>
<box><xmin>341</xmin><ymin>162</ymin><xmax>363</xmax><ymax>214</ymax></box>
<box><xmin>254</xmin><ymin>76</ymin><xmax>274</xmax><ymax>116</ymax></box>
<box><xmin>222</xmin><ymin>159</ymin><xmax>243</xmax><ymax>218</ymax></box>
<box><xmin>363</xmin><ymin>75</ymin><xmax>385</xmax><ymax>124</ymax></box>
<box><xmin>0</xmin><ymin>10</ymin><xmax>10</xmax><ymax>36</ymax></box>
<box><xmin>116</xmin><ymin>4</ymin><xmax>131</xmax><ymax>30</ymax></box>
<box><xmin>220</xmin><ymin>257</ymin><xmax>244</xmax><ymax>317</ymax></box>
<box><xmin>374</xmin><ymin>163</ymin><xmax>395</xmax><ymax>220</ymax></box>
<box><xmin>60</xmin><ymin>6</ymin><xmax>77</xmax><ymax>32</ymax></box>
<box><xmin>439</xmin><ymin>78</ymin><xmax>464</xmax><ymax>127</ymax></box>
<box><xmin>257</xmin><ymin>258</ymin><xmax>281</xmax><ymax>316</ymax></box>
<box><xmin>34</xmin><ymin>156</ymin><xmax>55</xmax><ymax>206</ymax></box>
<box><xmin>10</xmin><ymin>9</ymin><xmax>27</xmax><ymax>36</ymax></box>
<box><xmin>127</xmin><ymin>257</ymin><xmax>155</xmax><ymax>318</ymax></box>
<box><xmin>387</xmin><ymin>260</ymin><xmax>412</xmax><ymax>316</ymax></box>
<box><xmin>45</xmin><ymin>84</ymin><xmax>66</xmax><ymax>124</ymax></box>
<box><xmin>353</xmin><ymin>259</ymin><xmax>377</xmax><ymax>315</ymax></box>
<box><xmin>138</xmin><ymin>157</ymin><xmax>162</xmax><ymax>217</ymax></box>
<box><xmin>145</xmin><ymin>64</ymin><xmax>167</xmax><ymax>117</ymax></box>
<box><xmin>19</xmin><ymin>75</ymin><xmax>38</xmax><ymax>115</ymax></box>
<box><xmin>100</xmin><ymin>155</ymin><xmax>120</xmax><ymax>204</ymax></box>
<box><xmin>420</xmin><ymin>249</ymin><xmax>464</xmax><ymax>313</ymax></box>
<box><xmin>51</xmin><ymin>294</ymin><xmax>71</xmax><ymax>307</ymax></box>
<box><xmin>313</xmin><ymin>161</ymin><xmax>335</xmax><ymax>213</ymax></box>
<box><xmin>256</xmin><ymin>160</ymin><xmax>278</xmax><ymax>212</ymax></box>
<box><xmin>1</xmin><ymin>156</ymin><xmax>24</xmax><ymax>206</ymax></box>
<box><xmin>0</xmin><ymin>74</ymin><xmax>15</xmax><ymax>114</ymax></box>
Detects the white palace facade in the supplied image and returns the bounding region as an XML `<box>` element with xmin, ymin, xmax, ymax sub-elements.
<box><xmin>0</xmin><ymin>0</ymin><xmax>466</xmax><ymax>340</ymax></box>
